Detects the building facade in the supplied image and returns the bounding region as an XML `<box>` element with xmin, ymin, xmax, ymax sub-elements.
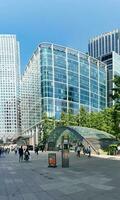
<box><xmin>88</xmin><ymin>29</ymin><xmax>120</xmax><ymax>106</ymax></box>
<box><xmin>99</xmin><ymin>52</ymin><xmax>120</xmax><ymax>107</ymax></box>
<box><xmin>0</xmin><ymin>35</ymin><xmax>21</xmax><ymax>141</ymax></box>
<box><xmin>21</xmin><ymin>43</ymin><xmax>107</xmax><ymax>144</ymax></box>
<box><xmin>88</xmin><ymin>29</ymin><xmax>120</xmax><ymax>58</ymax></box>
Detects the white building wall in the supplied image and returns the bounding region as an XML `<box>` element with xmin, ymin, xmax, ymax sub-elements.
<box><xmin>0</xmin><ymin>35</ymin><xmax>20</xmax><ymax>140</ymax></box>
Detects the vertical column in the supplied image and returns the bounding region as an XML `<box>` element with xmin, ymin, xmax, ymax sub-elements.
<box><xmin>36</xmin><ymin>125</ymin><xmax>39</xmax><ymax>145</ymax></box>
<box><xmin>88</xmin><ymin>56</ymin><xmax>91</xmax><ymax>112</ymax></box>
<box><xmin>51</xmin><ymin>44</ymin><xmax>55</xmax><ymax>118</ymax></box>
<box><xmin>78</xmin><ymin>52</ymin><xmax>80</xmax><ymax>110</ymax></box>
<box><xmin>28</xmin><ymin>130</ymin><xmax>32</xmax><ymax>145</ymax></box>
<box><xmin>31</xmin><ymin>129</ymin><xmax>35</xmax><ymax>147</ymax></box>
<box><xmin>98</xmin><ymin>61</ymin><xmax>100</xmax><ymax>112</ymax></box>
<box><xmin>66</xmin><ymin>48</ymin><xmax>68</xmax><ymax>113</ymax></box>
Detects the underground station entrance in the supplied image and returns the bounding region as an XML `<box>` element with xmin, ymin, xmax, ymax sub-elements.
<box><xmin>47</xmin><ymin>126</ymin><xmax>116</xmax><ymax>155</ymax></box>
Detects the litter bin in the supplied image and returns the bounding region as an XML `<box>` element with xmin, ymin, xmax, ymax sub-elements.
<box><xmin>48</xmin><ymin>153</ymin><xmax>57</xmax><ymax>167</ymax></box>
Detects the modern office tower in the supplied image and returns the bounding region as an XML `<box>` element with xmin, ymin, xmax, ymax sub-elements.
<box><xmin>88</xmin><ymin>29</ymin><xmax>120</xmax><ymax>58</ymax></box>
<box><xmin>0</xmin><ymin>35</ymin><xmax>21</xmax><ymax>141</ymax></box>
<box><xmin>99</xmin><ymin>52</ymin><xmax>120</xmax><ymax>107</ymax></box>
<box><xmin>88</xmin><ymin>29</ymin><xmax>120</xmax><ymax>106</ymax></box>
<box><xmin>21</xmin><ymin>43</ymin><xmax>107</xmax><ymax>143</ymax></box>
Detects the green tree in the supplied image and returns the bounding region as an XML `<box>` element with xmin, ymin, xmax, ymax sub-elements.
<box><xmin>59</xmin><ymin>110</ymin><xmax>77</xmax><ymax>126</ymax></box>
<box><xmin>111</xmin><ymin>75</ymin><xmax>120</xmax><ymax>109</ymax></box>
<box><xmin>60</xmin><ymin>112</ymin><xmax>68</xmax><ymax>126</ymax></box>
<box><xmin>41</xmin><ymin>113</ymin><xmax>55</xmax><ymax>144</ymax></box>
<box><xmin>76</xmin><ymin>106</ymin><xmax>89</xmax><ymax>127</ymax></box>
<box><xmin>101</xmin><ymin>108</ymin><xmax>115</xmax><ymax>134</ymax></box>
<box><xmin>111</xmin><ymin>75</ymin><xmax>120</xmax><ymax>138</ymax></box>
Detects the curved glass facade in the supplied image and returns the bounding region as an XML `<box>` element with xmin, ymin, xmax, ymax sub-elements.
<box><xmin>21</xmin><ymin>43</ymin><xmax>107</xmax><ymax>132</ymax></box>
<box><xmin>48</xmin><ymin>126</ymin><xmax>115</xmax><ymax>144</ymax></box>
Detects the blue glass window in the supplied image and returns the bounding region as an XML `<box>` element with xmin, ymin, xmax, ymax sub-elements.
<box><xmin>68</xmin><ymin>59</ymin><xmax>78</xmax><ymax>73</ymax></box>
<box><xmin>105</xmin><ymin>36</ymin><xmax>107</xmax><ymax>53</ymax></box>
<box><xmin>69</xmin><ymin>102</ymin><xmax>79</xmax><ymax>109</ymax></box>
<box><xmin>41</xmin><ymin>54</ymin><xmax>52</xmax><ymax>66</ymax></box>
<box><xmin>116</xmin><ymin>33</ymin><xmax>118</xmax><ymax>53</ymax></box>
<box><xmin>112</xmin><ymin>34</ymin><xmax>114</xmax><ymax>51</ymax></box>
<box><xmin>68</xmin><ymin>53</ymin><xmax>78</xmax><ymax>61</ymax></box>
<box><xmin>40</xmin><ymin>47</ymin><xmax>52</xmax><ymax>54</ymax></box>
<box><xmin>68</xmin><ymin>72</ymin><xmax>78</xmax><ymax>87</ymax></box>
<box><xmin>54</xmin><ymin>68</ymin><xmax>66</xmax><ymax>83</ymax></box>
<box><xmin>68</xmin><ymin>86</ymin><xmax>79</xmax><ymax>102</ymax></box>
<box><xmin>91</xmin><ymin>43</ymin><xmax>93</xmax><ymax>57</ymax></box>
<box><xmin>88</xmin><ymin>43</ymin><xmax>90</xmax><ymax>55</ymax></box>
<box><xmin>80</xmin><ymin>95</ymin><xmax>89</xmax><ymax>105</ymax></box>
<box><xmin>90</xmin><ymin>67</ymin><xmax>98</xmax><ymax>80</ymax></box>
<box><xmin>99</xmin><ymin>38</ymin><xmax>101</xmax><ymax>56</ymax></box>
<box><xmin>54</xmin><ymin>49</ymin><xmax>65</xmax><ymax>57</ymax></box>
<box><xmin>99</xmin><ymin>84</ymin><xmax>106</xmax><ymax>96</ymax></box>
<box><xmin>96</xmin><ymin>40</ymin><xmax>98</xmax><ymax>57</ymax></box>
<box><xmin>102</xmin><ymin>37</ymin><xmax>104</xmax><ymax>54</ymax></box>
<box><xmin>80</xmin><ymin>89</ymin><xmax>89</xmax><ymax>97</ymax></box>
<box><xmin>54</xmin><ymin>55</ymin><xmax>66</xmax><ymax>69</ymax></box>
<box><xmin>91</xmin><ymin>93</ymin><xmax>98</xmax><ymax>108</ymax></box>
<box><xmin>55</xmin><ymin>82</ymin><xmax>67</xmax><ymax>100</ymax></box>
<box><xmin>99</xmin><ymin>71</ymin><xmax>106</xmax><ymax>84</ymax></box>
<box><xmin>80</xmin><ymin>76</ymin><xmax>89</xmax><ymax>90</ymax></box>
<box><xmin>90</xmin><ymin>80</ymin><xmax>98</xmax><ymax>93</ymax></box>
<box><xmin>108</xmin><ymin>35</ymin><xmax>111</xmax><ymax>52</ymax></box>
<box><xmin>80</xmin><ymin>63</ymin><xmax>89</xmax><ymax>77</ymax></box>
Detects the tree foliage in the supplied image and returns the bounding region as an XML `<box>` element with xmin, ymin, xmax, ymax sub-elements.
<box><xmin>76</xmin><ymin>106</ymin><xmax>89</xmax><ymax>127</ymax></box>
<box><xmin>40</xmin><ymin>113</ymin><xmax>55</xmax><ymax>144</ymax></box>
<box><xmin>111</xmin><ymin>75</ymin><xmax>120</xmax><ymax>138</ymax></box>
<box><xmin>40</xmin><ymin>106</ymin><xmax>119</xmax><ymax>143</ymax></box>
<box><xmin>111</xmin><ymin>75</ymin><xmax>120</xmax><ymax>109</ymax></box>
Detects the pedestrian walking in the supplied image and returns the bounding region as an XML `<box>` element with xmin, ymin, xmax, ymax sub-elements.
<box><xmin>24</xmin><ymin>147</ymin><xmax>30</xmax><ymax>161</ymax></box>
<box><xmin>88</xmin><ymin>146</ymin><xmax>91</xmax><ymax>157</ymax></box>
<box><xmin>76</xmin><ymin>145</ymin><xmax>81</xmax><ymax>157</ymax></box>
<box><xmin>14</xmin><ymin>147</ymin><xmax>17</xmax><ymax>155</ymax></box>
<box><xmin>18</xmin><ymin>146</ymin><xmax>23</xmax><ymax>162</ymax></box>
<box><xmin>35</xmin><ymin>146</ymin><xmax>39</xmax><ymax>155</ymax></box>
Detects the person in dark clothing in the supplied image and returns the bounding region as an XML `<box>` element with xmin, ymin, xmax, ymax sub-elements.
<box><xmin>18</xmin><ymin>146</ymin><xmax>23</xmax><ymax>162</ymax></box>
<box><xmin>24</xmin><ymin>147</ymin><xmax>30</xmax><ymax>161</ymax></box>
<box><xmin>35</xmin><ymin>146</ymin><xmax>39</xmax><ymax>155</ymax></box>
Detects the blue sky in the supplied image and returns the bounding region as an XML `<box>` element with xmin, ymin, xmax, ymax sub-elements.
<box><xmin>0</xmin><ymin>0</ymin><xmax>120</xmax><ymax>73</ymax></box>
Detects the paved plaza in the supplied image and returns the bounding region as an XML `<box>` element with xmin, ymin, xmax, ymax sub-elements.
<box><xmin>0</xmin><ymin>151</ymin><xmax>120</xmax><ymax>200</ymax></box>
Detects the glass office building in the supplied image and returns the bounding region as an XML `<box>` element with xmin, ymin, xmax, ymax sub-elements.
<box><xmin>21</xmin><ymin>43</ymin><xmax>107</xmax><ymax>132</ymax></box>
<box><xmin>0</xmin><ymin>35</ymin><xmax>21</xmax><ymax>140</ymax></box>
<box><xmin>88</xmin><ymin>29</ymin><xmax>120</xmax><ymax>58</ymax></box>
<box><xmin>88</xmin><ymin>29</ymin><xmax>120</xmax><ymax>106</ymax></box>
<box><xmin>99</xmin><ymin>52</ymin><xmax>120</xmax><ymax>107</ymax></box>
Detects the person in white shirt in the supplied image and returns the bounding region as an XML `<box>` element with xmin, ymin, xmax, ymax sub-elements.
<box><xmin>76</xmin><ymin>145</ymin><xmax>81</xmax><ymax>157</ymax></box>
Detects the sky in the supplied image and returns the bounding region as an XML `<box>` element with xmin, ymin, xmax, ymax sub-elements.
<box><xmin>0</xmin><ymin>0</ymin><xmax>120</xmax><ymax>73</ymax></box>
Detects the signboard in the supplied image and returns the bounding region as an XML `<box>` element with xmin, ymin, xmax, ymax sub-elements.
<box><xmin>48</xmin><ymin>153</ymin><xmax>57</xmax><ymax>167</ymax></box>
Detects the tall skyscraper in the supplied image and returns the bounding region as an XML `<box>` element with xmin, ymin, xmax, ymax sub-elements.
<box><xmin>21</xmin><ymin>42</ymin><xmax>107</xmax><ymax>145</ymax></box>
<box><xmin>88</xmin><ymin>29</ymin><xmax>120</xmax><ymax>58</ymax></box>
<box><xmin>0</xmin><ymin>35</ymin><xmax>21</xmax><ymax>141</ymax></box>
<box><xmin>88</xmin><ymin>29</ymin><xmax>120</xmax><ymax>107</ymax></box>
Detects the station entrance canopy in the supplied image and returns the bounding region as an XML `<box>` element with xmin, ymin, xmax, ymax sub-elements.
<box><xmin>47</xmin><ymin>126</ymin><xmax>115</xmax><ymax>153</ymax></box>
<box><xmin>12</xmin><ymin>135</ymin><xmax>30</xmax><ymax>145</ymax></box>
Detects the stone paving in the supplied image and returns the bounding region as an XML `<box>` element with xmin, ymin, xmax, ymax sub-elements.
<box><xmin>0</xmin><ymin>151</ymin><xmax>120</xmax><ymax>200</ymax></box>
